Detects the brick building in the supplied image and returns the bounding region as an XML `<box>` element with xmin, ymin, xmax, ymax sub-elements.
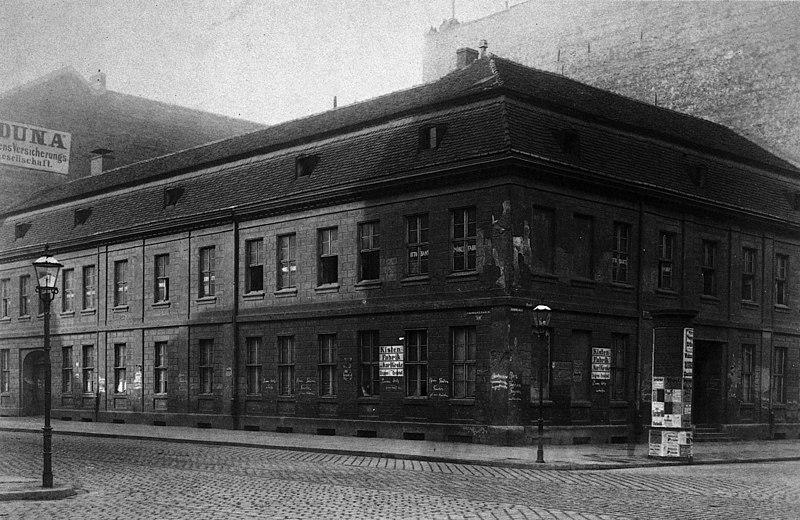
<box><xmin>0</xmin><ymin>53</ymin><xmax>798</xmax><ymax>445</ymax></box>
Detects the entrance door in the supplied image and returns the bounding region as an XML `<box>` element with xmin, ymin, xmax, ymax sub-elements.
<box><xmin>693</xmin><ymin>341</ymin><xmax>724</xmax><ymax>426</ymax></box>
<box><xmin>22</xmin><ymin>350</ymin><xmax>46</xmax><ymax>416</ymax></box>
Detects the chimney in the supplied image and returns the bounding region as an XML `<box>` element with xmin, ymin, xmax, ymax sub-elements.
<box><xmin>90</xmin><ymin>148</ymin><xmax>114</xmax><ymax>175</ymax></box>
<box><xmin>90</xmin><ymin>70</ymin><xmax>106</xmax><ymax>93</ymax></box>
<box><xmin>456</xmin><ymin>47</ymin><xmax>479</xmax><ymax>68</ymax></box>
<box><xmin>479</xmin><ymin>40</ymin><xmax>489</xmax><ymax>58</ymax></box>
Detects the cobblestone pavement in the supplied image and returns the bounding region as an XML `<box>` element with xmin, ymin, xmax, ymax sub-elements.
<box><xmin>1</xmin><ymin>431</ymin><xmax>798</xmax><ymax>519</ymax></box>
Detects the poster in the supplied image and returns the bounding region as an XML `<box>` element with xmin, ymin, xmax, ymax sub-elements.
<box><xmin>379</xmin><ymin>345</ymin><xmax>403</xmax><ymax>377</ymax></box>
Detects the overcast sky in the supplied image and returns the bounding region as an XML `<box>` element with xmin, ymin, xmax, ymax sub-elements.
<box><xmin>2</xmin><ymin>0</ymin><xmax>517</xmax><ymax>126</ymax></box>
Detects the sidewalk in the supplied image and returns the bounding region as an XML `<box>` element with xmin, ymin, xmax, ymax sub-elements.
<box><xmin>2</xmin><ymin>416</ymin><xmax>799</xmax><ymax>500</ymax></box>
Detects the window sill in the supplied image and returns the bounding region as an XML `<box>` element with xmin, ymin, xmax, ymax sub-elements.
<box><xmin>655</xmin><ymin>288</ymin><xmax>679</xmax><ymax>298</ymax></box>
<box><xmin>59</xmin><ymin>311</ymin><xmax>75</xmax><ymax>318</ymax></box>
<box><xmin>152</xmin><ymin>301</ymin><xmax>171</xmax><ymax>309</ymax></box>
<box><xmin>400</xmin><ymin>275</ymin><xmax>430</xmax><ymax>286</ymax></box>
<box><xmin>772</xmin><ymin>403</ymin><xmax>787</xmax><ymax>409</ymax></box>
<box><xmin>276</xmin><ymin>395</ymin><xmax>296</xmax><ymax>401</ymax></box>
<box><xmin>700</xmin><ymin>294</ymin><xmax>720</xmax><ymax>304</ymax></box>
<box><xmin>774</xmin><ymin>304</ymin><xmax>791</xmax><ymax>313</ymax></box>
<box><xmin>317</xmin><ymin>396</ymin><xmax>337</xmax><ymax>401</ymax></box>
<box><xmin>355</xmin><ymin>279</ymin><xmax>382</xmax><ymax>290</ymax></box>
<box><xmin>611</xmin><ymin>282</ymin><xmax>634</xmax><ymax>292</ymax></box>
<box><xmin>357</xmin><ymin>396</ymin><xmax>380</xmax><ymax>402</ymax></box>
<box><xmin>242</xmin><ymin>291</ymin><xmax>265</xmax><ymax>301</ymax></box>
<box><xmin>446</xmin><ymin>271</ymin><xmax>478</xmax><ymax>282</ymax></box>
<box><xmin>112</xmin><ymin>305</ymin><xmax>129</xmax><ymax>313</ymax></box>
<box><xmin>196</xmin><ymin>296</ymin><xmax>217</xmax><ymax>305</ymax></box>
<box><xmin>274</xmin><ymin>287</ymin><xmax>298</xmax><ymax>298</ymax></box>
<box><xmin>314</xmin><ymin>283</ymin><xmax>340</xmax><ymax>294</ymax></box>
<box><xmin>17</xmin><ymin>315</ymin><xmax>31</xmax><ymax>322</ymax></box>
<box><xmin>609</xmin><ymin>400</ymin><xmax>629</xmax><ymax>407</ymax></box>
<box><xmin>531</xmin><ymin>272</ymin><xmax>558</xmax><ymax>284</ymax></box>
<box><xmin>741</xmin><ymin>300</ymin><xmax>759</xmax><ymax>309</ymax></box>
<box><xmin>570</xmin><ymin>278</ymin><xmax>596</xmax><ymax>289</ymax></box>
<box><xmin>448</xmin><ymin>398</ymin><xmax>475</xmax><ymax>406</ymax></box>
<box><xmin>80</xmin><ymin>308</ymin><xmax>97</xmax><ymax>316</ymax></box>
<box><xmin>739</xmin><ymin>403</ymin><xmax>755</xmax><ymax>409</ymax></box>
<box><xmin>0</xmin><ymin>316</ymin><xmax>10</xmax><ymax>323</ymax></box>
<box><xmin>403</xmin><ymin>397</ymin><xmax>429</xmax><ymax>404</ymax></box>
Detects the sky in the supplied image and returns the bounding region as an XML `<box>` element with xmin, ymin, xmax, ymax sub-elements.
<box><xmin>2</xmin><ymin>0</ymin><xmax>520</xmax><ymax>126</ymax></box>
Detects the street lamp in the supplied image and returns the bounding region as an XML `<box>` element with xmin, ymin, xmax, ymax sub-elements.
<box><xmin>532</xmin><ymin>304</ymin><xmax>551</xmax><ymax>464</ymax></box>
<box><xmin>33</xmin><ymin>251</ymin><xmax>62</xmax><ymax>488</ymax></box>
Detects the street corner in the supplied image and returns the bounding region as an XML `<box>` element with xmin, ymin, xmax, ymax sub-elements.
<box><xmin>0</xmin><ymin>476</ymin><xmax>78</xmax><ymax>501</ymax></box>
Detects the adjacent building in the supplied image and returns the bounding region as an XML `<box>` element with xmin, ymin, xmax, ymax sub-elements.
<box><xmin>1</xmin><ymin>52</ymin><xmax>798</xmax><ymax>445</ymax></box>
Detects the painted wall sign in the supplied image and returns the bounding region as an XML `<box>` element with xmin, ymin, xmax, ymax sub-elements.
<box><xmin>379</xmin><ymin>345</ymin><xmax>403</xmax><ymax>377</ymax></box>
<box><xmin>0</xmin><ymin>120</ymin><xmax>71</xmax><ymax>175</ymax></box>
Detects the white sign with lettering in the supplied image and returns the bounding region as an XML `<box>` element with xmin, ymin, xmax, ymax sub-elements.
<box><xmin>0</xmin><ymin>120</ymin><xmax>71</xmax><ymax>175</ymax></box>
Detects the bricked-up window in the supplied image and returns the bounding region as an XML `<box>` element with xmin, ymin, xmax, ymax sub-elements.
<box><xmin>612</xmin><ymin>222</ymin><xmax>631</xmax><ymax>283</ymax></box>
<box><xmin>742</xmin><ymin>247</ymin><xmax>756</xmax><ymax>301</ymax></box>
<box><xmin>452</xmin><ymin>208</ymin><xmax>477</xmax><ymax>272</ymax></box>
<box><xmin>407</xmin><ymin>214</ymin><xmax>429</xmax><ymax>276</ymax></box>
<box><xmin>574</xmin><ymin>215</ymin><xmax>594</xmax><ymax>279</ymax></box>
<box><xmin>83</xmin><ymin>265</ymin><xmax>96</xmax><ymax>310</ymax></box>
<box><xmin>776</xmin><ymin>254</ymin><xmax>788</xmax><ymax>306</ymax></box>
<box><xmin>773</xmin><ymin>347</ymin><xmax>787</xmax><ymax>404</ymax></box>
<box><xmin>278</xmin><ymin>336</ymin><xmax>295</xmax><ymax>396</ymax></box>
<box><xmin>246</xmin><ymin>337</ymin><xmax>261</xmax><ymax>395</ymax></box>
<box><xmin>114</xmin><ymin>343</ymin><xmax>126</xmax><ymax>393</ymax></box>
<box><xmin>245</xmin><ymin>239</ymin><xmax>263</xmax><ymax>293</ymax></box>
<box><xmin>277</xmin><ymin>234</ymin><xmax>297</xmax><ymax>290</ymax></box>
<box><xmin>0</xmin><ymin>349</ymin><xmax>9</xmax><ymax>393</ymax></box>
<box><xmin>82</xmin><ymin>345</ymin><xmax>94</xmax><ymax>393</ymax></box>
<box><xmin>318</xmin><ymin>227</ymin><xmax>338</xmax><ymax>285</ymax></box>
<box><xmin>531</xmin><ymin>207</ymin><xmax>555</xmax><ymax>273</ymax></box>
<box><xmin>611</xmin><ymin>334</ymin><xmax>627</xmax><ymax>401</ymax></box>
<box><xmin>702</xmin><ymin>240</ymin><xmax>717</xmax><ymax>297</ymax></box>
<box><xmin>319</xmin><ymin>334</ymin><xmax>337</xmax><ymax>397</ymax></box>
<box><xmin>61</xmin><ymin>347</ymin><xmax>72</xmax><ymax>393</ymax></box>
<box><xmin>199</xmin><ymin>339</ymin><xmax>214</xmax><ymax>394</ymax></box>
<box><xmin>658</xmin><ymin>232</ymin><xmax>675</xmax><ymax>290</ymax></box>
<box><xmin>60</xmin><ymin>269</ymin><xmax>74</xmax><ymax>312</ymax></box>
<box><xmin>199</xmin><ymin>247</ymin><xmax>216</xmax><ymax>298</ymax></box>
<box><xmin>154</xmin><ymin>342</ymin><xmax>168</xmax><ymax>394</ymax></box>
<box><xmin>154</xmin><ymin>254</ymin><xmax>169</xmax><ymax>302</ymax></box>
<box><xmin>452</xmin><ymin>326</ymin><xmax>476</xmax><ymax>399</ymax></box>
<box><xmin>358</xmin><ymin>222</ymin><xmax>380</xmax><ymax>281</ymax></box>
<box><xmin>358</xmin><ymin>331</ymin><xmax>380</xmax><ymax>397</ymax></box>
<box><xmin>1</xmin><ymin>279</ymin><xmax>10</xmax><ymax>318</ymax></box>
<box><xmin>405</xmin><ymin>330</ymin><xmax>428</xmax><ymax>397</ymax></box>
<box><xmin>19</xmin><ymin>275</ymin><xmax>30</xmax><ymax>316</ymax></box>
<box><xmin>114</xmin><ymin>260</ymin><xmax>128</xmax><ymax>306</ymax></box>
<box><xmin>741</xmin><ymin>344</ymin><xmax>755</xmax><ymax>404</ymax></box>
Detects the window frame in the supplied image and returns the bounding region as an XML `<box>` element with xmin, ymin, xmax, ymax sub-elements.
<box><xmin>61</xmin><ymin>346</ymin><xmax>72</xmax><ymax>393</ymax></box>
<box><xmin>451</xmin><ymin>326</ymin><xmax>476</xmax><ymax>399</ymax></box>
<box><xmin>611</xmin><ymin>334</ymin><xmax>627</xmax><ymax>401</ymax></box>
<box><xmin>199</xmin><ymin>339</ymin><xmax>214</xmax><ymax>395</ymax></box>
<box><xmin>451</xmin><ymin>207</ymin><xmax>477</xmax><ymax>272</ymax></box>
<box><xmin>358</xmin><ymin>221</ymin><xmax>381</xmax><ymax>282</ymax></box>
<box><xmin>658</xmin><ymin>232</ymin><xmax>675</xmax><ymax>290</ymax></box>
<box><xmin>245</xmin><ymin>239</ymin><xmax>264</xmax><ymax>293</ymax></box>
<box><xmin>776</xmin><ymin>254</ymin><xmax>788</xmax><ymax>306</ymax></box>
<box><xmin>612</xmin><ymin>222</ymin><xmax>631</xmax><ymax>284</ymax></box>
<box><xmin>406</xmin><ymin>214</ymin><xmax>430</xmax><ymax>276</ymax></box>
<box><xmin>154</xmin><ymin>342</ymin><xmax>168</xmax><ymax>394</ymax></box>
<box><xmin>573</xmin><ymin>214</ymin><xmax>594</xmax><ymax>279</ymax></box>
<box><xmin>358</xmin><ymin>331</ymin><xmax>380</xmax><ymax>397</ymax></box>
<box><xmin>154</xmin><ymin>254</ymin><xmax>170</xmax><ymax>303</ymax></box>
<box><xmin>245</xmin><ymin>337</ymin><xmax>262</xmax><ymax>395</ymax></box>
<box><xmin>82</xmin><ymin>265</ymin><xmax>96</xmax><ymax>310</ymax></box>
<box><xmin>277</xmin><ymin>234</ymin><xmax>297</xmax><ymax>290</ymax></box>
<box><xmin>531</xmin><ymin>206</ymin><xmax>555</xmax><ymax>273</ymax></box>
<box><xmin>741</xmin><ymin>344</ymin><xmax>754</xmax><ymax>404</ymax></box>
<box><xmin>318</xmin><ymin>227</ymin><xmax>339</xmax><ymax>286</ymax></box>
<box><xmin>277</xmin><ymin>336</ymin><xmax>295</xmax><ymax>396</ymax></box>
<box><xmin>1</xmin><ymin>279</ymin><xmax>10</xmax><ymax>318</ymax></box>
<box><xmin>114</xmin><ymin>343</ymin><xmax>126</xmax><ymax>394</ymax></box>
<box><xmin>19</xmin><ymin>275</ymin><xmax>30</xmax><ymax>317</ymax></box>
<box><xmin>0</xmin><ymin>349</ymin><xmax>9</xmax><ymax>393</ymax></box>
<box><xmin>741</xmin><ymin>247</ymin><xmax>756</xmax><ymax>302</ymax></box>
<box><xmin>701</xmin><ymin>240</ymin><xmax>717</xmax><ymax>297</ymax></box>
<box><xmin>113</xmin><ymin>260</ymin><xmax>128</xmax><ymax>307</ymax></box>
<box><xmin>199</xmin><ymin>246</ymin><xmax>216</xmax><ymax>298</ymax></box>
<box><xmin>404</xmin><ymin>330</ymin><xmax>428</xmax><ymax>397</ymax></box>
<box><xmin>773</xmin><ymin>347</ymin><xmax>787</xmax><ymax>404</ymax></box>
<box><xmin>318</xmin><ymin>334</ymin><xmax>337</xmax><ymax>397</ymax></box>
<box><xmin>82</xmin><ymin>345</ymin><xmax>95</xmax><ymax>394</ymax></box>
<box><xmin>61</xmin><ymin>268</ymin><xmax>75</xmax><ymax>312</ymax></box>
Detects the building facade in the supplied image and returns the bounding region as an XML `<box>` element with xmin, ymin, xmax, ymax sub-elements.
<box><xmin>1</xmin><ymin>53</ymin><xmax>798</xmax><ymax>445</ymax></box>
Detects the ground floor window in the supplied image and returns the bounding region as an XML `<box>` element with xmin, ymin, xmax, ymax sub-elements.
<box><xmin>278</xmin><ymin>336</ymin><xmax>295</xmax><ymax>396</ymax></box>
<box><xmin>0</xmin><ymin>349</ymin><xmax>9</xmax><ymax>393</ymax></box>
<box><xmin>82</xmin><ymin>345</ymin><xmax>95</xmax><ymax>393</ymax></box>
<box><xmin>358</xmin><ymin>331</ymin><xmax>380</xmax><ymax>397</ymax></box>
<box><xmin>114</xmin><ymin>343</ymin><xmax>126</xmax><ymax>393</ymax></box>
<box><xmin>773</xmin><ymin>347</ymin><xmax>787</xmax><ymax>404</ymax></box>
<box><xmin>405</xmin><ymin>330</ymin><xmax>428</xmax><ymax>397</ymax></box>
<box><xmin>319</xmin><ymin>334</ymin><xmax>336</xmax><ymax>397</ymax></box>
<box><xmin>246</xmin><ymin>337</ymin><xmax>261</xmax><ymax>395</ymax></box>
<box><xmin>61</xmin><ymin>347</ymin><xmax>72</xmax><ymax>393</ymax></box>
<box><xmin>741</xmin><ymin>344</ymin><xmax>755</xmax><ymax>404</ymax></box>
<box><xmin>451</xmin><ymin>327</ymin><xmax>475</xmax><ymax>399</ymax></box>
<box><xmin>154</xmin><ymin>342</ymin><xmax>168</xmax><ymax>394</ymax></box>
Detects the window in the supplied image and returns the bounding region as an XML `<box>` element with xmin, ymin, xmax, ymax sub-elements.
<box><xmin>553</xmin><ymin>128</ymin><xmax>580</xmax><ymax>156</ymax></box>
<box><xmin>114</xmin><ymin>260</ymin><xmax>128</xmax><ymax>306</ymax></box>
<box><xmin>19</xmin><ymin>275</ymin><xmax>30</xmax><ymax>316</ymax></box>
<box><xmin>199</xmin><ymin>247</ymin><xmax>216</xmax><ymax>297</ymax></box>
<box><xmin>611</xmin><ymin>334</ymin><xmax>627</xmax><ymax>400</ymax></box>
<box><xmin>154</xmin><ymin>342</ymin><xmax>168</xmax><ymax>394</ymax></box>
<box><xmin>74</xmin><ymin>207</ymin><xmax>92</xmax><ymax>226</ymax></box>
<box><xmin>82</xmin><ymin>265</ymin><xmax>96</xmax><ymax>310</ymax></box>
<box><xmin>61</xmin><ymin>269</ymin><xmax>74</xmax><ymax>312</ymax></box>
<box><xmin>358</xmin><ymin>331</ymin><xmax>380</xmax><ymax>397</ymax></box>
<box><xmin>163</xmin><ymin>186</ymin><xmax>184</xmax><ymax>207</ymax></box>
<box><xmin>82</xmin><ymin>345</ymin><xmax>94</xmax><ymax>393</ymax></box>
<box><xmin>419</xmin><ymin>125</ymin><xmax>446</xmax><ymax>150</ymax></box>
<box><xmin>0</xmin><ymin>349</ymin><xmax>8</xmax><ymax>393</ymax></box>
<box><xmin>277</xmin><ymin>336</ymin><xmax>295</xmax><ymax>396</ymax></box>
<box><xmin>531</xmin><ymin>207</ymin><xmax>555</xmax><ymax>273</ymax></box>
<box><xmin>114</xmin><ymin>344</ymin><xmax>126</xmax><ymax>393</ymax></box>
<box><xmin>199</xmin><ymin>339</ymin><xmax>214</xmax><ymax>394</ymax></box>
<box><xmin>741</xmin><ymin>344</ymin><xmax>754</xmax><ymax>404</ymax></box>
<box><xmin>318</xmin><ymin>228</ymin><xmax>338</xmax><ymax>285</ymax></box>
<box><xmin>295</xmin><ymin>154</ymin><xmax>319</xmax><ymax>177</ymax></box>
<box><xmin>14</xmin><ymin>222</ymin><xmax>30</xmax><ymax>239</ymax></box>
<box><xmin>452</xmin><ymin>207</ymin><xmax>477</xmax><ymax>272</ymax></box>
<box><xmin>319</xmin><ymin>334</ymin><xmax>337</xmax><ymax>397</ymax></box>
<box><xmin>574</xmin><ymin>215</ymin><xmax>594</xmax><ymax>279</ymax></box>
<box><xmin>742</xmin><ymin>247</ymin><xmax>756</xmax><ymax>302</ymax></box>
<box><xmin>612</xmin><ymin>223</ymin><xmax>630</xmax><ymax>283</ymax></box>
<box><xmin>658</xmin><ymin>232</ymin><xmax>675</xmax><ymax>290</ymax></box>
<box><xmin>1</xmin><ymin>279</ymin><xmax>9</xmax><ymax>318</ymax></box>
<box><xmin>245</xmin><ymin>239</ymin><xmax>264</xmax><ymax>293</ymax></box>
<box><xmin>358</xmin><ymin>222</ymin><xmax>380</xmax><ymax>281</ymax></box>
<box><xmin>702</xmin><ymin>240</ymin><xmax>717</xmax><ymax>297</ymax></box>
<box><xmin>277</xmin><ymin>234</ymin><xmax>297</xmax><ymax>290</ymax></box>
<box><xmin>452</xmin><ymin>327</ymin><xmax>476</xmax><ymax>399</ymax></box>
<box><xmin>154</xmin><ymin>254</ymin><xmax>169</xmax><ymax>302</ymax></box>
<box><xmin>405</xmin><ymin>330</ymin><xmax>428</xmax><ymax>397</ymax></box>
<box><xmin>407</xmin><ymin>214</ymin><xmax>429</xmax><ymax>276</ymax></box>
<box><xmin>776</xmin><ymin>254</ymin><xmax>788</xmax><ymax>306</ymax></box>
<box><xmin>773</xmin><ymin>347</ymin><xmax>787</xmax><ymax>404</ymax></box>
<box><xmin>246</xmin><ymin>337</ymin><xmax>261</xmax><ymax>395</ymax></box>
<box><xmin>61</xmin><ymin>347</ymin><xmax>72</xmax><ymax>393</ymax></box>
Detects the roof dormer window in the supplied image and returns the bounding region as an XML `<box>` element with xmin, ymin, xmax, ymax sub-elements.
<box><xmin>552</xmin><ymin>129</ymin><xmax>580</xmax><ymax>157</ymax></box>
<box><xmin>164</xmin><ymin>186</ymin><xmax>185</xmax><ymax>208</ymax></box>
<box><xmin>790</xmin><ymin>192</ymin><xmax>800</xmax><ymax>211</ymax></box>
<box><xmin>686</xmin><ymin>164</ymin><xmax>708</xmax><ymax>188</ymax></box>
<box><xmin>14</xmin><ymin>222</ymin><xmax>31</xmax><ymax>240</ymax></box>
<box><xmin>74</xmin><ymin>207</ymin><xmax>92</xmax><ymax>226</ymax></box>
<box><xmin>295</xmin><ymin>154</ymin><xmax>319</xmax><ymax>178</ymax></box>
<box><xmin>419</xmin><ymin>124</ymin><xmax>447</xmax><ymax>151</ymax></box>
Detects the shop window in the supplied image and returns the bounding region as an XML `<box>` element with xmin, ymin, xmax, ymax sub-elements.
<box><xmin>451</xmin><ymin>327</ymin><xmax>476</xmax><ymax>399</ymax></box>
<box><xmin>406</xmin><ymin>214</ymin><xmax>429</xmax><ymax>276</ymax></box>
<box><xmin>358</xmin><ymin>331</ymin><xmax>380</xmax><ymax>397</ymax></box>
<box><xmin>405</xmin><ymin>330</ymin><xmax>428</xmax><ymax>397</ymax></box>
<box><xmin>452</xmin><ymin>207</ymin><xmax>476</xmax><ymax>272</ymax></box>
<box><xmin>318</xmin><ymin>334</ymin><xmax>337</xmax><ymax>397</ymax></box>
<box><xmin>611</xmin><ymin>334</ymin><xmax>627</xmax><ymax>400</ymax></box>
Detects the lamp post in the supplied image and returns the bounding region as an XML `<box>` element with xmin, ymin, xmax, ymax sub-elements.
<box><xmin>532</xmin><ymin>304</ymin><xmax>551</xmax><ymax>464</ymax></box>
<box><xmin>33</xmin><ymin>252</ymin><xmax>62</xmax><ymax>489</ymax></box>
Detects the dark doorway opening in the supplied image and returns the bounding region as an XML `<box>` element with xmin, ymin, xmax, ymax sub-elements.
<box><xmin>693</xmin><ymin>341</ymin><xmax>725</xmax><ymax>426</ymax></box>
<box><xmin>22</xmin><ymin>350</ymin><xmax>46</xmax><ymax>416</ymax></box>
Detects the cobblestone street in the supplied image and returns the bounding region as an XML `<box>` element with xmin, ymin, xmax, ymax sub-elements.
<box><xmin>1</xmin><ymin>431</ymin><xmax>798</xmax><ymax>519</ymax></box>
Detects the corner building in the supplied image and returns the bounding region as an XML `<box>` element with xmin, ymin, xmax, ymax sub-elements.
<box><xmin>1</xmin><ymin>53</ymin><xmax>799</xmax><ymax>445</ymax></box>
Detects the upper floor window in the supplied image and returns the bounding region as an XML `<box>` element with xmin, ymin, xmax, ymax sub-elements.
<box><xmin>245</xmin><ymin>239</ymin><xmax>264</xmax><ymax>293</ymax></box>
<box><xmin>82</xmin><ymin>265</ymin><xmax>96</xmax><ymax>310</ymax></box>
<box><xmin>114</xmin><ymin>260</ymin><xmax>128</xmax><ymax>307</ymax></box>
<box><xmin>742</xmin><ymin>247</ymin><xmax>756</xmax><ymax>302</ymax></box>
<box><xmin>612</xmin><ymin>222</ymin><xmax>630</xmax><ymax>283</ymax></box>
<box><xmin>658</xmin><ymin>232</ymin><xmax>674</xmax><ymax>290</ymax></box>
<box><xmin>1</xmin><ymin>279</ymin><xmax>10</xmax><ymax>318</ymax></box>
<box><xmin>406</xmin><ymin>214</ymin><xmax>429</xmax><ymax>276</ymax></box>
<box><xmin>199</xmin><ymin>247</ymin><xmax>216</xmax><ymax>298</ymax></box>
<box><xmin>776</xmin><ymin>254</ymin><xmax>788</xmax><ymax>306</ymax></box>
<box><xmin>531</xmin><ymin>207</ymin><xmax>555</xmax><ymax>273</ymax></box>
<box><xmin>574</xmin><ymin>215</ymin><xmax>594</xmax><ymax>279</ymax></box>
<box><xmin>452</xmin><ymin>326</ymin><xmax>476</xmax><ymax>399</ymax></box>
<box><xmin>405</xmin><ymin>330</ymin><xmax>428</xmax><ymax>397</ymax></box>
<box><xmin>154</xmin><ymin>254</ymin><xmax>170</xmax><ymax>302</ymax></box>
<box><xmin>278</xmin><ymin>234</ymin><xmax>297</xmax><ymax>290</ymax></box>
<box><xmin>61</xmin><ymin>269</ymin><xmax>74</xmax><ymax>312</ymax></box>
<box><xmin>318</xmin><ymin>334</ymin><xmax>337</xmax><ymax>397</ymax></box>
<box><xmin>701</xmin><ymin>240</ymin><xmax>717</xmax><ymax>297</ymax></box>
<box><xmin>358</xmin><ymin>222</ymin><xmax>380</xmax><ymax>281</ymax></box>
<box><xmin>19</xmin><ymin>275</ymin><xmax>30</xmax><ymax>316</ymax></box>
<box><xmin>318</xmin><ymin>228</ymin><xmax>338</xmax><ymax>285</ymax></box>
<box><xmin>452</xmin><ymin>207</ymin><xmax>476</xmax><ymax>272</ymax></box>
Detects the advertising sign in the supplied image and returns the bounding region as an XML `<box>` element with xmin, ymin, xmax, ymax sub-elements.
<box><xmin>0</xmin><ymin>120</ymin><xmax>71</xmax><ymax>175</ymax></box>
<box><xmin>591</xmin><ymin>347</ymin><xmax>611</xmax><ymax>380</ymax></box>
<box><xmin>379</xmin><ymin>345</ymin><xmax>403</xmax><ymax>377</ymax></box>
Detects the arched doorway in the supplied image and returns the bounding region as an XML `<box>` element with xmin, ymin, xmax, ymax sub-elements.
<box><xmin>22</xmin><ymin>350</ymin><xmax>46</xmax><ymax>416</ymax></box>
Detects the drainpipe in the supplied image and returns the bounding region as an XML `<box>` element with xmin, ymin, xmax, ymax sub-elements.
<box><xmin>231</xmin><ymin>210</ymin><xmax>241</xmax><ymax>430</ymax></box>
<box><xmin>634</xmin><ymin>200</ymin><xmax>644</xmax><ymax>438</ymax></box>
